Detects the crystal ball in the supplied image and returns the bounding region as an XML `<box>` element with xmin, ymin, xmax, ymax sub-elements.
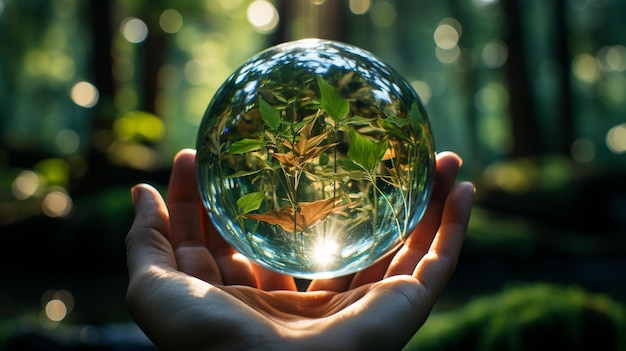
<box><xmin>196</xmin><ymin>39</ymin><xmax>435</xmax><ymax>279</ymax></box>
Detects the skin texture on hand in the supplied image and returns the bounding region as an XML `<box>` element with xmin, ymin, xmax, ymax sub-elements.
<box><xmin>125</xmin><ymin>149</ymin><xmax>474</xmax><ymax>351</ymax></box>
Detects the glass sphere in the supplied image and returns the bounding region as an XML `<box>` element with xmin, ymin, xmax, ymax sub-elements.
<box><xmin>196</xmin><ymin>39</ymin><xmax>435</xmax><ymax>279</ymax></box>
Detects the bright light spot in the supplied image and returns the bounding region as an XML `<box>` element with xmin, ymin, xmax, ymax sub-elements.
<box><xmin>0</xmin><ymin>1</ymin><xmax>5</xmax><ymax>16</ymax></box>
<box><xmin>436</xmin><ymin>45</ymin><xmax>461</xmax><ymax>64</ymax></box>
<box><xmin>42</xmin><ymin>188</ymin><xmax>73</xmax><ymax>218</ymax></box>
<box><xmin>56</xmin><ymin>129</ymin><xmax>80</xmax><ymax>154</ymax></box>
<box><xmin>481</xmin><ymin>40</ymin><xmax>508</xmax><ymax>68</ymax></box>
<box><xmin>571</xmin><ymin>138</ymin><xmax>595</xmax><ymax>163</ymax></box>
<box><xmin>606</xmin><ymin>123</ymin><xmax>626</xmax><ymax>153</ymax></box>
<box><xmin>312</xmin><ymin>237</ymin><xmax>339</xmax><ymax>266</ymax></box>
<box><xmin>70</xmin><ymin>81</ymin><xmax>99</xmax><ymax>108</ymax></box>
<box><xmin>370</xmin><ymin>1</ymin><xmax>396</xmax><ymax>28</ymax></box>
<box><xmin>247</xmin><ymin>0</ymin><xmax>279</xmax><ymax>34</ymax></box>
<box><xmin>12</xmin><ymin>170</ymin><xmax>40</xmax><ymax>200</ymax></box>
<box><xmin>349</xmin><ymin>0</ymin><xmax>371</xmax><ymax>14</ymax></box>
<box><xmin>159</xmin><ymin>9</ymin><xmax>183</xmax><ymax>34</ymax></box>
<box><xmin>120</xmin><ymin>17</ymin><xmax>149</xmax><ymax>43</ymax></box>
<box><xmin>598</xmin><ymin>45</ymin><xmax>626</xmax><ymax>71</ymax></box>
<box><xmin>45</xmin><ymin>299</ymin><xmax>67</xmax><ymax>322</ymax></box>
<box><xmin>434</xmin><ymin>23</ymin><xmax>460</xmax><ymax>50</ymax></box>
<box><xmin>411</xmin><ymin>80</ymin><xmax>432</xmax><ymax>105</ymax></box>
<box><xmin>572</xmin><ymin>53</ymin><xmax>600</xmax><ymax>83</ymax></box>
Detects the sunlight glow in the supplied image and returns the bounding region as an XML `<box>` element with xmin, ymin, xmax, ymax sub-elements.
<box><xmin>311</xmin><ymin>236</ymin><xmax>340</xmax><ymax>266</ymax></box>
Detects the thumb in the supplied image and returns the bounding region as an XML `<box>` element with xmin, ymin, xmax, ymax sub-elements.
<box><xmin>126</xmin><ymin>184</ymin><xmax>177</xmax><ymax>278</ymax></box>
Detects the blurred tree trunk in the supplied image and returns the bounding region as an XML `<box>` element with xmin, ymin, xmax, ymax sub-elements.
<box><xmin>556</xmin><ymin>0</ymin><xmax>574</xmax><ymax>155</ymax></box>
<box><xmin>501</xmin><ymin>0</ymin><xmax>543</xmax><ymax>157</ymax></box>
<box><xmin>274</xmin><ymin>0</ymin><xmax>346</xmax><ymax>43</ymax></box>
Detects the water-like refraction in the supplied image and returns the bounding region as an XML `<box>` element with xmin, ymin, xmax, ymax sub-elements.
<box><xmin>196</xmin><ymin>39</ymin><xmax>435</xmax><ymax>279</ymax></box>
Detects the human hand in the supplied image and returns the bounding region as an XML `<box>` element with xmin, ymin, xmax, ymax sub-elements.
<box><xmin>125</xmin><ymin>149</ymin><xmax>474</xmax><ymax>351</ymax></box>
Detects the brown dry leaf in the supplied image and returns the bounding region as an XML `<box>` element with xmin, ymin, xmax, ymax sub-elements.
<box><xmin>243</xmin><ymin>197</ymin><xmax>349</xmax><ymax>232</ymax></box>
<box><xmin>273</xmin><ymin>119</ymin><xmax>335</xmax><ymax>170</ymax></box>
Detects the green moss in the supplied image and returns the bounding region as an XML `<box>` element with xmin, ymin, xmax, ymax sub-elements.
<box><xmin>405</xmin><ymin>283</ymin><xmax>626</xmax><ymax>351</ymax></box>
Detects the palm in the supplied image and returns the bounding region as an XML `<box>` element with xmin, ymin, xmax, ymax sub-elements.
<box><xmin>126</xmin><ymin>149</ymin><xmax>474</xmax><ymax>351</ymax></box>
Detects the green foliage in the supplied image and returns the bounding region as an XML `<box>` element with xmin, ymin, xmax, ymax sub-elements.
<box><xmin>226</xmin><ymin>138</ymin><xmax>264</xmax><ymax>154</ymax></box>
<box><xmin>404</xmin><ymin>283</ymin><xmax>626</xmax><ymax>351</ymax></box>
<box><xmin>259</xmin><ymin>96</ymin><xmax>281</xmax><ymax>130</ymax></box>
<box><xmin>318</xmin><ymin>76</ymin><xmax>350</xmax><ymax>123</ymax></box>
<box><xmin>346</xmin><ymin>129</ymin><xmax>388</xmax><ymax>173</ymax></box>
<box><xmin>236</xmin><ymin>191</ymin><xmax>265</xmax><ymax>215</ymax></box>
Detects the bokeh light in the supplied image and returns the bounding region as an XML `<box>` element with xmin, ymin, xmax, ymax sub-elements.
<box><xmin>572</xmin><ymin>53</ymin><xmax>600</xmax><ymax>83</ymax></box>
<box><xmin>434</xmin><ymin>24</ymin><xmax>460</xmax><ymax>50</ymax></box>
<box><xmin>41</xmin><ymin>290</ymin><xmax>74</xmax><ymax>323</ymax></box>
<box><xmin>606</xmin><ymin>123</ymin><xmax>626</xmax><ymax>153</ymax></box>
<box><xmin>113</xmin><ymin>111</ymin><xmax>165</xmax><ymax>143</ymax></box>
<box><xmin>349</xmin><ymin>0</ymin><xmax>371</xmax><ymax>15</ymax></box>
<box><xmin>56</xmin><ymin>129</ymin><xmax>81</xmax><ymax>154</ymax></box>
<box><xmin>120</xmin><ymin>17</ymin><xmax>149</xmax><ymax>43</ymax></box>
<box><xmin>12</xmin><ymin>170</ymin><xmax>41</xmax><ymax>200</ymax></box>
<box><xmin>571</xmin><ymin>138</ymin><xmax>596</xmax><ymax>163</ymax></box>
<box><xmin>597</xmin><ymin>45</ymin><xmax>626</xmax><ymax>71</ymax></box>
<box><xmin>42</xmin><ymin>187</ymin><xmax>73</xmax><ymax>218</ymax></box>
<box><xmin>481</xmin><ymin>40</ymin><xmax>508</xmax><ymax>68</ymax></box>
<box><xmin>45</xmin><ymin>299</ymin><xmax>67</xmax><ymax>322</ymax></box>
<box><xmin>70</xmin><ymin>81</ymin><xmax>99</xmax><ymax>108</ymax></box>
<box><xmin>247</xmin><ymin>0</ymin><xmax>279</xmax><ymax>34</ymax></box>
<box><xmin>370</xmin><ymin>1</ymin><xmax>396</xmax><ymax>28</ymax></box>
<box><xmin>159</xmin><ymin>9</ymin><xmax>183</xmax><ymax>34</ymax></box>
